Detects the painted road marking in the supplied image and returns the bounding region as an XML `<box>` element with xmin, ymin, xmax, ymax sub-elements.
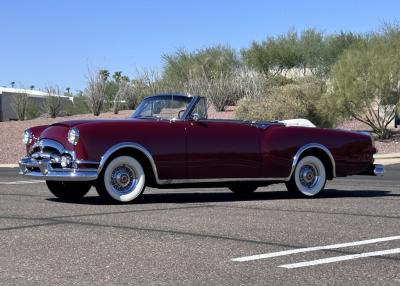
<box><xmin>0</xmin><ymin>180</ymin><xmax>44</xmax><ymax>185</ymax></box>
<box><xmin>232</xmin><ymin>235</ymin><xmax>400</xmax><ymax>262</ymax></box>
<box><xmin>279</xmin><ymin>248</ymin><xmax>400</xmax><ymax>269</ymax></box>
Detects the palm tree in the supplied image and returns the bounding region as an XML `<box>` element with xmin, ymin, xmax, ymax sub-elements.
<box><xmin>30</xmin><ymin>85</ymin><xmax>35</xmax><ymax>90</ymax></box>
<box><xmin>112</xmin><ymin>71</ymin><xmax>123</xmax><ymax>83</ymax></box>
<box><xmin>99</xmin><ymin>69</ymin><xmax>110</xmax><ymax>82</ymax></box>
<box><xmin>66</xmin><ymin>87</ymin><xmax>71</xmax><ymax>95</ymax></box>
<box><xmin>11</xmin><ymin>81</ymin><xmax>15</xmax><ymax>88</ymax></box>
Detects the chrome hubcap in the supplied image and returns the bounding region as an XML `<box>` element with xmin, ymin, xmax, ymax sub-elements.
<box><xmin>299</xmin><ymin>165</ymin><xmax>318</xmax><ymax>189</ymax></box>
<box><xmin>111</xmin><ymin>165</ymin><xmax>136</xmax><ymax>194</ymax></box>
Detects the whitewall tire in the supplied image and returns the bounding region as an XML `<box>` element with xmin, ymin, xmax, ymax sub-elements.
<box><xmin>285</xmin><ymin>155</ymin><xmax>326</xmax><ymax>197</ymax></box>
<box><xmin>96</xmin><ymin>156</ymin><xmax>146</xmax><ymax>202</ymax></box>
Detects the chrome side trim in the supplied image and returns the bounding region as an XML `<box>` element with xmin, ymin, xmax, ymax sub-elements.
<box><xmin>96</xmin><ymin>142</ymin><xmax>336</xmax><ymax>186</ymax></box>
<box><xmin>157</xmin><ymin>177</ymin><xmax>287</xmax><ymax>185</ymax></box>
<box><xmin>288</xmin><ymin>143</ymin><xmax>336</xmax><ymax>179</ymax></box>
<box><xmin>98</xmin><ymin>142</ymin><xmax>161</xmax><ymax>183</ymax></box>
<box><xmin>75</xmin><ymin>160</ymin><xmax>99</xmax><ymax>165</ymax></box>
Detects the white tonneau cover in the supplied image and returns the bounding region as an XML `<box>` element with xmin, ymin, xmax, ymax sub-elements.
<box><xmin>280</xmin><ymin>118</ymin><xmax>316</xmax><ymax>128</ymax></box>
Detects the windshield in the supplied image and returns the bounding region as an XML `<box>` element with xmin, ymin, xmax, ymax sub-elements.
<box><xmin>132</xmin><ymin>95</ymin><xmax>192</xmax><ymax>120</ymax></box>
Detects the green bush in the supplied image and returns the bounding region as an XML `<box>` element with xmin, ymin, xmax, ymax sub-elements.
<box><xmin>235</xmin><ymin>77</ymin><xmax>333</xmax><ymax>127</ymax></box>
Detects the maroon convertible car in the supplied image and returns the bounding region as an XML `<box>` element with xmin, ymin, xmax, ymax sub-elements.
<box><xmin>19</xmin><ymin>94</ymin><xmax>384</xmax><ymax>202</ymax></box>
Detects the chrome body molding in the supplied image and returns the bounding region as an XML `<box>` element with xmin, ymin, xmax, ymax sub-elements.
<box><xmin>288</xmin><ymin>143</ymin><xmax>336</xmax><ymax>179</ymax></box>
<box><xmin>98</xmin><ymin>142</ymin><xmax>161</xmax><ymax>181</ymax></box>
<box><xmin>20</xmin><ymin>140</ymin><xmax>336</xmax><ymax>184</ymax></box>
<box><xmin>157</xmin><ymin>177</ymin><xmax>287</xmax><ymax>185</ymax></box>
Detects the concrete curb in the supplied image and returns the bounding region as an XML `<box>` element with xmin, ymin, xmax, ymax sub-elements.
<box><xmin>374</xmin><ymin>153</ymin><xmax>400</xmax><ymax>159</ymax></box>
<box><xmin>0</xmin><ymin>164</ymin><xmax>19</xmax><ymax>168</ymax></box>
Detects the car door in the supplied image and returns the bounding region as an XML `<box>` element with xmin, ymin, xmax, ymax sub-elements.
<box><xmin>186</xmin><ymin>111</ymin><xmax>262</xmax><ymax>180</ymax></box>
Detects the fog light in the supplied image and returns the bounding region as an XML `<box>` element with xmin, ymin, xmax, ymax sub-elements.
<box><xmin>60</xmin><ymin>156</ymin><xmax>71</xmax><ymax>168</ymax></box>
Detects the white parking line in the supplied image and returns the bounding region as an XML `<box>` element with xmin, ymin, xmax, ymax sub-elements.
<box><xmin>231</xmin><ymin>235</ymin><xmax>400</xmax><ymax>262</ymax></box>
<box><xmin>279</xmin><ymin>248</ymin><xmax>400</xmax><ymax>269</ymax></box>
<box><xmin>0</xmin><ymin>180</ymin><xmax>44</xmax><ymax>185</ymax></box>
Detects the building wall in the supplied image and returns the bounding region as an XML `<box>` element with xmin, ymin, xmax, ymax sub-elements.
<box><xmin>0</xmin><ymin>92</ymin><xmax>72</xmax><ymax>121</ymax></box>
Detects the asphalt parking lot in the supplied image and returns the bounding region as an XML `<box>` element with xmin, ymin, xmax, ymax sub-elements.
<box><xmin>0</xmin><ymin>165</ymin><xmax>399</xmax><ymax>285</ymax></box>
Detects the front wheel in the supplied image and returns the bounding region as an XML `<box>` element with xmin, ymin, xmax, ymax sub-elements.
<box><xmin>46</xmin><ymin>181</ymin><xmax>92</xmax><ymax>200</ymax></box>
<box><xmin>95</xmin><ymin>156</ymin><xmax>146</xmax><ymax>203</ymax></box>
<box><xmin>285</xmin><ymin>155</ymin><xmax>327</xmax><ymax>197</ymax></box>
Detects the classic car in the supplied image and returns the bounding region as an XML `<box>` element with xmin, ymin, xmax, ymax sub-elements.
<box><xmin>19</xmin><ymin>94</ymin><xmax>384</xmax><ymax>203</ymax></box>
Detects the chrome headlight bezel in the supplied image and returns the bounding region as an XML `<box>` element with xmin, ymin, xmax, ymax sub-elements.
<box><xmin>67</xmin><ymin>128</ymin><xmax>80</xmax><ymax>146</ymax></box>
<box><xmin>22</xmin><ymin>129</ymin><xmax>33</xmax><ymax>145</ymax></box>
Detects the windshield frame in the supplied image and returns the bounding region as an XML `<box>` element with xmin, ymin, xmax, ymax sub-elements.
<box><xmin>131</xmin><ymin>94</ymin><xmax>197</xmax><ymax>120</ymax></box>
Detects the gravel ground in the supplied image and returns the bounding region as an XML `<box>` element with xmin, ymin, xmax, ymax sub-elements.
<box><xmin>0</xmin><ymin>108</ymin><xmax>398</xmax><ymax>164</ymax></box>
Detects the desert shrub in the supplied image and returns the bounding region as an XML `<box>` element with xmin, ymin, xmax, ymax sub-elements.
<box><xmin>45</xmin><ymin>86</ymin><xmax>63</xmax><ymax>118</ymax></box>
<box><xmin>25</xmin><ymin>99</ymin><xmax>44</xmax><ymax>120</ymax></box>
<box><xmin>235</xmin><ymin>77</ymin><xmax>332</xmax><ymax>126</ymax></box>
<box><xmin>85</xmin><ymin>71</ymin><xmax>107</xmax><ymax>116</ymax></box>
<box><xmin>235</xmin><ymin>84</ymin><xmax>308</xmax><ymax>121</ymax></box>
<box><xmin>11</xmin><ymin>92</ymin><xmax>30</xmax><ymax>120</ymax></box>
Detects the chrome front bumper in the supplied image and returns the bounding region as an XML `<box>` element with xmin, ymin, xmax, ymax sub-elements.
<box><xmin>19</xmin><ymin>157</ymin><xmax>98</xmax><ymax>181</ymax></box>
<box><xmin>19</xmin><ymin>138</ymin><xmax>99</xmax><ymax>181</ymax></box>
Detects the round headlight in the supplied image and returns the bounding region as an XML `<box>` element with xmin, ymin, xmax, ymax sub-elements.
<box><xmin>22</xmin><ymin>130</ymin><xmax>33</xmax><ymax>145</ymax></box>
<box><xmin>67</xmin><ymin>128</ymin><xmax>80</xmax><ymax>145</ymax></box>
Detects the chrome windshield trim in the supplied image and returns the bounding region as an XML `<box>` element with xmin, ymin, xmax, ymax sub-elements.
<box><xmin>182</xmin><ymin>96</ymin><xmax>200</xmax><ymax>120</ymax></box>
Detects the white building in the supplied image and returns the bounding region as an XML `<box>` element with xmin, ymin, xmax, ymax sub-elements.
<box><xmin>0</xmin><ymin>87</ymin><xmax>73</xmax><ymax>121</ymax></box>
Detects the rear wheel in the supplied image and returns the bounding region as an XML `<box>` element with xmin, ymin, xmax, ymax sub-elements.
<box><xmin>95</xmin><ymin>156</ymin><xmax>146</xmax><ymax>203</ymax></box>
<box><xmin>229</xmin><ymin>184</ymin><xmax>258</xmax><ymax>195</ymax></box>
<box><xmin>285</xmin><ymin>155</ymin><xmax>326</xmax><ymax>197</ymax></box>
<box><xmin>46</xmin><ymin>181</ymin><xmax>92</xmax><ymax>200</ymax></box>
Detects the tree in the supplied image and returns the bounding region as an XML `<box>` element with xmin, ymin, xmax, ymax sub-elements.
<box><xmin>11</xmin><ymin>92</ymin><xmax>29</xmax><ymax>120</ymax></box>
<box><xmin>85</xmin><ymin>71</ymin><xmax>108</xmax><ymax>116</ymax></box>
<box><xmin>112</xmin><ymin>71</ymin><xmax>123</xmax><ymax>83</ymax></box>
<box><xmin>162</xmin><ymin>45</ymin><xmax>239</xmax><ymax>89</ymax></box>
<box><xmin>65</xmin><ymin>87</ymin><xmax>71</xmax><ymax>95</ymax></box>
<box><xmin>112</xmin><ymin>73</ymin><xmax>130</xmax><ymax>114</ymax></box>
<box><xmin>45</xmin><ymin>86</ymin><xmax>63</xmax><ymax>118</ymax></box>
<box><xmin>11</xmin><ymin>81</ymin><xmax>15</xmax><ymax>88</ymax></box>
<box><xmin>29</xmin><ymin>85</ymin><xmax>34</xmax><ymax>90</ymax></box>
<box><xmin>99</xmin><ymin>69</ymin><xmax>110</xmax><ymax>81</ymax></box>
<box><xmin>320</xmin><ymin>31</ymin><xmax>364</xmax><ymax>76</ymax></box>
<box><xmin>326</xmin><ymin>35</ymin><xmax>400</xmax><ymax>138</ymax></box>
<box><xmin>241</xmin><ymin>30</ymin><xmax>303</xmax><ymax>76</ymax></box>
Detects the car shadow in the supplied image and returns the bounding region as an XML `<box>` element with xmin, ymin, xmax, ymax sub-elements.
<box><xmin>46</xmin><ymin>189</ymin><xmax>399</xmax><ymax>205</ymax></box>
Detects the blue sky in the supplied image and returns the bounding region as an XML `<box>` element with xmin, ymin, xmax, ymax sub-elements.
<box><xmin>1</xmin><ymin>0</ymin><xmax>399</xmax><ymax>92</ymax></box>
